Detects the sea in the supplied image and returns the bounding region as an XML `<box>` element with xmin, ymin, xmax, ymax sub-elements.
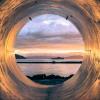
<box><xmin>17</xmin><ymin>59</ymin><xmax>81</xmax><ymax>77</ymax></box>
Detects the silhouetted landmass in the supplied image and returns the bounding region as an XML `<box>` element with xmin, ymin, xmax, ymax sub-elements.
<box><xmin>15</xmin><ymin>54</ymin><xmax>26</xmax><ymax>59</ymax></box>
<box><xmin>27</xmin><ymin>74</ymin><xmax>74</xmax><ymax>85</ymax></box>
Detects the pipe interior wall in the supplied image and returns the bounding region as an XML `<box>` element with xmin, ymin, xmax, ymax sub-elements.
<box><xmin>0</xmin><ymin>0</ymin><xmax>100</xmax><ymax>100</ymax></box>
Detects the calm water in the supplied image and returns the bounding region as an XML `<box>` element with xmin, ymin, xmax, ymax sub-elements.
<box><xmin>17</xmin><ymin>60</ymin><xmax>81</xmax><ymax>77</ymax></box>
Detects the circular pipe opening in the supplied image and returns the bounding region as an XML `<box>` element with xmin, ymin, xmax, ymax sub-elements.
<box><xmin>14</xmin><ymin>14</ymin><xmax>84</xmax><ymax>86</ymax></box>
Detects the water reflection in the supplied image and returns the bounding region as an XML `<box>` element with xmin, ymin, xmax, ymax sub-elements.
<box><xmin>18</xmin><ymin>63</ymin><xmax>81</xmax><ymax>77</ymax></box>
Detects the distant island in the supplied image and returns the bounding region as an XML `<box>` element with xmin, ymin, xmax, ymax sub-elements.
<box><xmin>15</xmin><ymin>54</ymin><xmax>26</xmax><ymax>59</ymax></box>
<box><xmin>27</xmin><ymin>74</ymin><xmax>74</xmax><ymax>85</ymax></box>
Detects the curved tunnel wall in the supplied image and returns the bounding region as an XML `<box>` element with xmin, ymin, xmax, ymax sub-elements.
<box><xmin>0</xmin><ymin>0</ymin><xmax>100</xmax><ymax>100</ymax></box>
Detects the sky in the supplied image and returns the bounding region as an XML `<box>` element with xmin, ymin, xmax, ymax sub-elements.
<box><xmin>15</xmin><ymin>14</ymin><xmax>84</xmax><ymax>57</ymax></box>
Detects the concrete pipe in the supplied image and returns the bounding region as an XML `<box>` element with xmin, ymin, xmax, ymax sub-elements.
<box><xmin>0</xmin><ymin>0</ymin><xmax>100</xmax><ymax>100</ymax></box>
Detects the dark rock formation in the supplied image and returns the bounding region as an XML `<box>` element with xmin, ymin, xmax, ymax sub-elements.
<box><xmin>15</xmin><ymin>54</ymin><xmax>26</xmax><ymax>59</ymax></box>
<box><xmin>27</xmin><ymin>74</ymin><xmax>74</xmax><ymax>85</ymax></box>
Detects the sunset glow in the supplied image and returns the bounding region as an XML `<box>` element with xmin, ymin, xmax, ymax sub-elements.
<box><xmin>14</xmin><ymin>49</ymin><xmax>84</xmax><ymax>55</ymax></box>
